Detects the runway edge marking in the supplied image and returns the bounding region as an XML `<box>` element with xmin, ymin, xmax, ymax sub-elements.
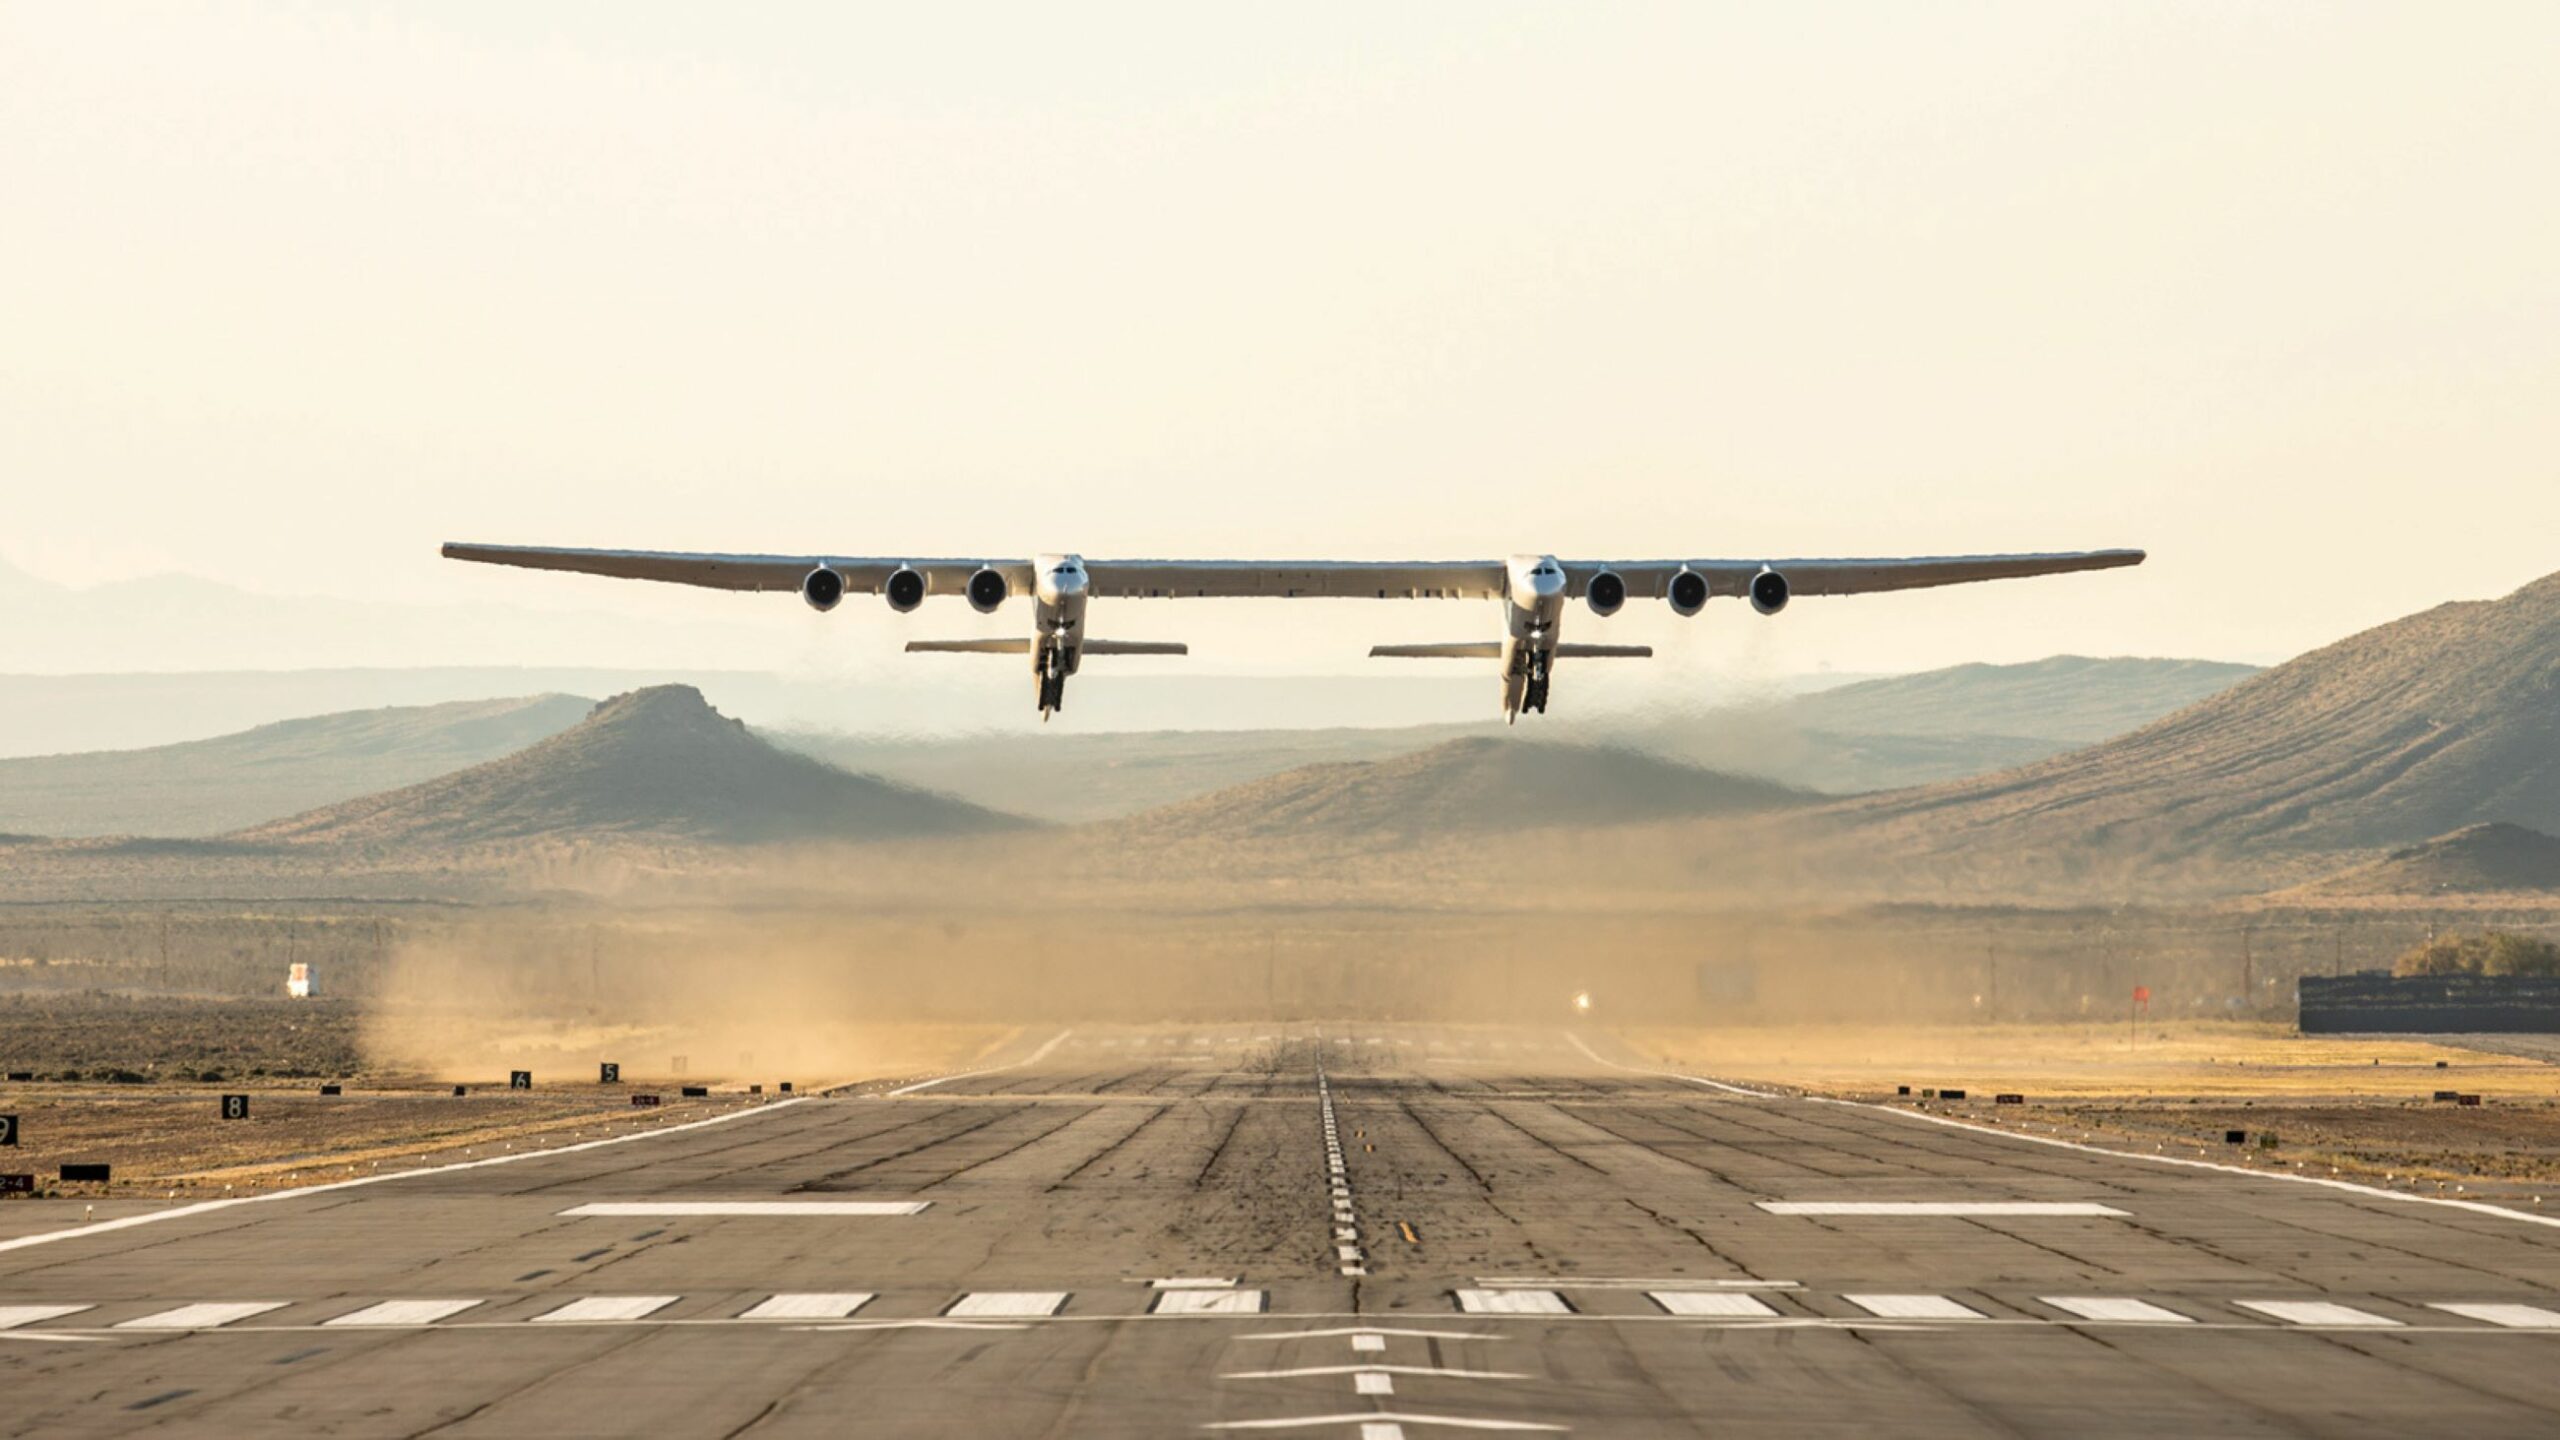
<box><xmin>882</xmin><ymin>1029</ymin><xmax>1074</xmax><ymax>1097</ymax></box>
<box><xmin>1565</xmin><ymin>1029</ymin><xmax>2560</xmax><ymax>1235</ymax></box>
<box><xmin>0</xmin><ymin>1096</ymin><xmax>814</xmax><ymax>1257</ymax></box>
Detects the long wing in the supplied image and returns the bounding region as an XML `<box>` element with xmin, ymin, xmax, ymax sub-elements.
<box><xmin>1584</xmin><ymin>549</ymin><xmax>2145</xmax><ymax>600</ymax></box>
<box><xmin>439</xmin><ymin>544</ymin><xmax>1033</xmax><ymax>595</ymax></box>
<box><xmin>442</xmin><ymin>544</ymin><xmax>2140</xmax><ymax>602</ymax></box>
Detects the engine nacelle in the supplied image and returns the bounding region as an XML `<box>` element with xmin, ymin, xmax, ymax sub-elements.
<box><xmin>966</xmin><ymin>566</ymin><xmax>1010</xmax><ymax>614</ymax></box>
<box><xmin>1585</xmin><ymin>569</ymin><xmax>1627</xmax><ymax>618</ymax></box>
<box><xmin>884</xmin><ymin>566</ymin><xmax>926</xmax><ymax>613</ymax></box>
<box><xmin>1750</xmin><ymin>567</ymin><xmax>1790</xmax><ymax>616</ymax></box>
<box><xmin>802</xmin><ymin>565</ymin><xmax>846</xmax><ymax>613</ymax></box>
<box><xmin>1667</xmin><ymin>567</ymin><xmax>1708</xmax><ymax>617</ymax></box>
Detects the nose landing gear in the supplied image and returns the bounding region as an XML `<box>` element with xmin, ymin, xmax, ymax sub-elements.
<box><xmin>1036</xmin><ymin>641</ymin><xmax>1071</xmax><ymax>718</ymax></box>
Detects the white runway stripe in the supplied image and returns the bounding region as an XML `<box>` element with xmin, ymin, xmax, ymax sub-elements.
<box><xmin>2433</xmin><ymin>1303</ymin><xmax>2560</xmax><ymax>1328</ymax></box>
<box><xmin>947</xmin><ymin>1291</ymin><xmax>1068</xmax><ymax>1318</ymax></box>
<box><xmin>117</xmin><ymin>1302</ymin><xmax>288</xmax><ymax>1330</ymax></box>
<box><xmin>1153</xmin><ymin>1289</ymin><xmax>1265</xmax><ymax>1316</ymax></box>
<box><xmin>1648</xmin><ymin>1291</ymin><xmax>1778</xmax><ymax>1318</ymax></box>
<box><xmin>0</xmin><ymin>1304</ymin><xmax>92</xmax><ymax>1330</ymax></box>
<box><xmin>1843</xmin><ymin>1294</ymin><xmax>1986</xmax><ymax>1320</ymax></box>
<box><xmin>1758</xmin><ymin>1201</ymin><xmax>2126</xmax><ymax>1217</ymax></box>
<box><xmin>2236</xmin><ymin>1300</ymin><xmax>2400</xmax><ymax>1327</ymax></box>
<box><xmin>1356</xmin><ymin>1372</ymin><xmax>1394</xmax><ymax>1395</ymax></box>
<box><xmin>557</xmin><ymin>1201</ymin><xmax>927</xmax><ymax>1217</ymax></box>
<box><xmin>325</xmin><ymin>1299</ymin><xmax>484</xmax><ymax>1327</ymax></box>
<box><xmin>532</xmin><ymin>1295</ymin><xmax>680</xmax><ymax>1323</ymax></box>
<box><xmin>2042</xmin><ymin>1297</ymin><xmax>2192</xmax><ymax>1323</ymax></box>
<box><xmin>739</xmin><ymin>1293</ymin><xmax>875</xmax><ymax>1320</ymax></box>
<box><xmin>1455</xmin><ymin>1289</ymin><xmax>1572</xmax><ymax>1315</ymax></box>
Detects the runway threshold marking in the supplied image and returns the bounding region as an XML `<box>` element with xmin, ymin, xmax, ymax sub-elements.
<box><xmin>1155</xmin><ymin>1290</ymin><xmax>1267</xmax><ymax>1316</ymax></box>
<box><xmin>533</xmin><ymin>1295</ymin><xmax>680</xmax><ymax>1323</ymax></box>
<box><xmin>1648</xmin><ymin>1291</ymin><xmax>1778</xmax><ymax>1318</ymax></box>
<box><xmin>947</xmin><ymin>1291</ymin><xmax>1068</xmax><ymax>1318</ymax></box>
<box><xmin>1757</xmin><ymin>1201</ymin><xmax>2128</xmax><ymax>1218</ymax></box>
<box><xmin>739</xmin><ymin>1293</ymin><xmax>876</xmax><ymax>1320</ymax></box>
<box><xmin>556</xmin><ymin>1201</ymin><xmax>928</xmax><ymax>1217</ymax></box>
<box><xmin>2433</xmin><ymin>1303</ymin><xmax>2560</xmax><ymax>1328</ymax></box>
<box><xmin>883</xmin><ymin>1029</ymin><xmax>1074</xmax><ymax>1097</ymax></box>
<box><xmin>0</xmin><ymin>1304</ymin><xmax>93</xmax><ymax>1330</ymax></box>
<box><xmin>324</xmin><ymin>1299</ymin><xmax>484</xmax><ymax>1327</ymax></box>
<box><xmin>2042</xmin><ymin>1297</ymin><xmax>2193</xmax><ymax>1323</ymax></box>
<box><xmin>2237</xmin><ymin>1300</ymin><xmax>2400</xmax><ymax>1328</ymax></box>
<box><xmin>0</xmin><ymin>1095</ymin><xmax>812</xmax><ymax>1257</ymax></box>
<box><xmin>1568</xmin><ymin>1029</ymin><xmax>2560</xmax><ymax>1234</ymax></box>
<box><xmin>1843</xmin><ymin>1294</ymin><xmax>1987</xmax><ymax>1321</ymax></box>
<box><xmin>117</xmin><ymin>1302</ymin><xmax>286</xmax><ymax>1330</ymax></box>
<box><xmin>1455</xmin><ymin>1289</ymin><xmax>1572</xmax><ymax>1315</ymax></box>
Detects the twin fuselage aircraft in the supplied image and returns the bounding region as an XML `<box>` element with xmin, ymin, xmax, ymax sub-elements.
<box><xmin>441</xmin><ymin>543</ymin><xmax>2145</xmax><ymax>721</ymax></box>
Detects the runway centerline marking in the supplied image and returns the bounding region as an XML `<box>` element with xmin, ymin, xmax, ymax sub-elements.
<box><xmin>2434</xmin><ymin>1303</ymin><xmax>2560</xmax><ymax>1328</ymax></box>
<box><xmin>1155</xmin><ymin>1289</ymin><xmax>1267</xmax><ymax>1316</ymax></box>
<box><xmin>739</xmin><ymin>1293</ymin><xmax>875</xmax><ymax>1320</ymax></box>
<box><xmin>532</xmin><ymin>1295</ymin><xmax>679</xmax><ymax>1323</ymax></box>
<box><xmin>1649</xmin><ymin>1291</ymin><xmax>1778</xmax><ymax>1318</ymax></box>
<box><xmin>947</xmin><ymin>1291</ymin><xmax>1068</xmax><ymax>1318</ymax></box>
<box><xmin>1455</xmin><ymin>1289</ymin><xmax>1572</xmax><ymax>1315</ymax></box>
<box><xmin>1843</xmin><ymin>1294</ymin><xmax>1987</xmax><ymax>1321</ymax></box>
<box><xmin>556</xmin><ymin>1201</ymin><xmax>928</xmax><ymax>1217</ymax></box>
<box><xmin>2042</xmin><ymin>1297</ymin><xmax>2193</xmax><ymax>1324</ymax></box>
<box><xmin>0</xmin><ymin>1305</ymin><xmax>93</xmax><ymax>1331</ymax></box>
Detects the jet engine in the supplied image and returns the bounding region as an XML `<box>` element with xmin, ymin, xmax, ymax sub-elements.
<box><xmin>1750</xmin><ymin>568</ymin><xmax>1791</xmax><ymax>616</ymax></box>
<box><xmin>966</xmin><ymin>566</ymin><xmax>1010</xmax><ymax>614</ymax></box>
<box><xmin>1667</xmin><ymin>568</ymin><xmax>1708</xmax><ymax>617</ymax></box>
<box><xmin>884</xmin><ymin>566</ymin><xmax>926</xmax><ymax>613</ymax></box>
<box><xmin>1585</xmin><ymin>569</ymin><xmax>1627</xmax><ymax>617</ymax></box>
<box><xmin>802</xmin><ymin>565</ymin><xmax>846</xmax><ymax>613</ymax></box>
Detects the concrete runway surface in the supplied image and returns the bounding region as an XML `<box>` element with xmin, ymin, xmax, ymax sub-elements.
<box><xmin>6</xmin><ymin>1025</ymin><xmax>2560</xmax><ymax>1437</ymax></box>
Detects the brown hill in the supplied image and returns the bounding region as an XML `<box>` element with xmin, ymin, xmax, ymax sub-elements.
<box><xmin>1116</xmin><ymin>736</ymin><xmax>1815</xmax><ymax>842</ymax></box>
<box><xmin>236</xmin><ymin>685</ymin><xmax>1024</xmax><ymax>851</ymax></box>
<box><xmin>2292</xmin><ymin>823</ymin><xmax>2560</xmax><ymax>898</ymax></box>
<box><xmin>1844</xmin><ymin>571</ymin><xmax>2560</xmax><ymax>865</ymax></box>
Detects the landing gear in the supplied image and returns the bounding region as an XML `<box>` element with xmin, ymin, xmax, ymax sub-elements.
<box><xmin>1036</xmin><ymin>642</ymin><xmax>1069</xmax><ymax>717</ymax></box>
<box><xmin>1521</xmin><ymin>649</ymin><xmax>1552</xmax><ymax>714</ymax></box>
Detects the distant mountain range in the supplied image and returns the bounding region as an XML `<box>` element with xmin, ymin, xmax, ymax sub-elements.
<box><xmin>0</xmin><ymin>694</ymin><xmax>595</xmax><ymax>838</ymax></box>
<box><xmin>1843</xmin><ymin>571</ymin><xmax>2560</xmax><ymax>866</ymax></box>
<box><xmin>237</xmin><ymin>686</ymin><xmax>1023</xmax><ymax>851</ymax></box>
<box><xmin>1109</xmin><ymin>735</ymin><xmax>1815</xmax><ymax>843</ymax></box>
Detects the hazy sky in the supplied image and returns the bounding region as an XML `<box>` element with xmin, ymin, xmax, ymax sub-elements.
<box><xmin>5</xmin><ymin>2</ymin><xmax>2556</xmax><ymax>684</ymax></box>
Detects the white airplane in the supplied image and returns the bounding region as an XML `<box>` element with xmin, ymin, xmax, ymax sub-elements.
<box><xmin>441</xmin><ymin>543</ymin><xmax>2144</xmax><ymax>721</ymax></box>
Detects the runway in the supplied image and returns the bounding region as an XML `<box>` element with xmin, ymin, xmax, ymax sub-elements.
<box><xmin>7</xmin><ymin>1025</ymin><xmax>2560</xmax><ymax>1437</ymax></box>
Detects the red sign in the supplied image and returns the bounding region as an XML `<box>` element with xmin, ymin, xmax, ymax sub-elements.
<box><xmin>2132</xmin><ymin>985</ymin><xmax>2152</xmax><ymax>1004</ymax></box>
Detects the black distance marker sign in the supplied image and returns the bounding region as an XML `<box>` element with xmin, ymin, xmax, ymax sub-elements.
<box><xmin>510</xmin><ymin>1071</ymin><xmax>532</xmax><ymax>1090</ymax></box>
<box><xmin>221</xmin><ymin>1094</ymin><xmax>249</xmax><ymax>1120</ymax></box>
<box><xmin>599</xmin><ymin>1062</ymin><xmax>620</xmax><ymax>1084</ymax></box>
<box><xmin>0</xmin><ymin>1113</ymin><xmax>17</xmax><ymax>1146</ymax></box>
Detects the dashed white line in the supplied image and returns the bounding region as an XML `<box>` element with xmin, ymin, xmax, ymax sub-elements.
<box><xmin>1455</xmin><ymin>1289</ymin><xmax>1572</xmax><ymax>1315</ymax></box>
<box><xmin>1843</xmin><ymin>1294</ymin><xmax>1986</xmax><ymax>1321</ymax></box>
<box><xmin>739</xmin><ymin>1293</ymin><xmax>876</xmax><ymax>1320</ymax></box>
<box><xmin>2042</xmin><ymin>1297</ymin><xmax>2193</xmax><ymax>1324</ymax></box>
<box><xmin>532</xmin><ymin>1295</ymin><xmax>679</xmax><ymax>1323</ymax></box>
<box><xmin>0</xmin><ymin>1305</ymin><xmax>92</xmax><ymax>1330</ymax></box>
<box><xmin>947</xmin><ymin>1291</ymin><xmax>1068</xmax><ymax>1318</ymax></box>
<box><xmin>2433</xmin><ymin>1303</ymin><xmax>2560</xmax><ymax>1328</ymax></box>
<box><xmin>557</xmin><ymin>1201</ymin><xmax>927</xmax><ymax>1217</ymax></box>
<box><xmin>1648</xmin><ymin>1291</ymin><xmax>1778</xmax><ymax>1318</ymax></box>
<box><xmin>118</xmin><ymin>1302</ymin><xmax>288</xmax><ymax>1330</ymax></box>
<box><xmin>324</xmin><ymin>1299</ymin><xmax>484</xmax><ymax>1327</ymax></box>
<box><xmin>1356</xmin><ymin>1372</ymin><xmax>1395</xmax><ymax>1396</ymax></box>
<box><xmin>1154</xmin><ymin>1290</ymin><xmax>1266</xmax><ymax>1316</ymax></box>
<box><xmin>2236</xmin><ymin>1300</ymin><xmax>2401</xmax><ymax>1328</ymax></box>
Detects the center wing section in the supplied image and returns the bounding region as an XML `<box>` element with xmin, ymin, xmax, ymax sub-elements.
<box><xmin>1082</xmin><ymin>560</ymin><xmax>1507</xmax><ymax>600</ymax></box>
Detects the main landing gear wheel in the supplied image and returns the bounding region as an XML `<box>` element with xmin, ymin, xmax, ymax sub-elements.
<box><xmin>1523</xmin><ymin>651</ymin><xmax>1552</xmax><ymax>714</ymax></box>
<box><xmin>1037</xmin><ymin>649</ymin><xmax>1067</xmax><ymax>716</ymax></box>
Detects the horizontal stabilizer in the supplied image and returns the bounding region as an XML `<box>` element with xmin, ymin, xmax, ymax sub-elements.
<box><xmin>1555</xmin><ymin>643</ymin><xmax>1654</xmax><ymax>658</ymax></box>
<box><xmin>1370</xmin><ymin>642</ymin><xmax>1503</xmax><ymax>659</ymax></box>
<box><xmin>906</xmin><ymin>638</ymin><xmax>1032</xmax><ymax>655</ymax></box>
<box><xmin>1080</xmin><ymin>640</ymin><xmax>1189</xmax><ymax>656</ymax></box>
